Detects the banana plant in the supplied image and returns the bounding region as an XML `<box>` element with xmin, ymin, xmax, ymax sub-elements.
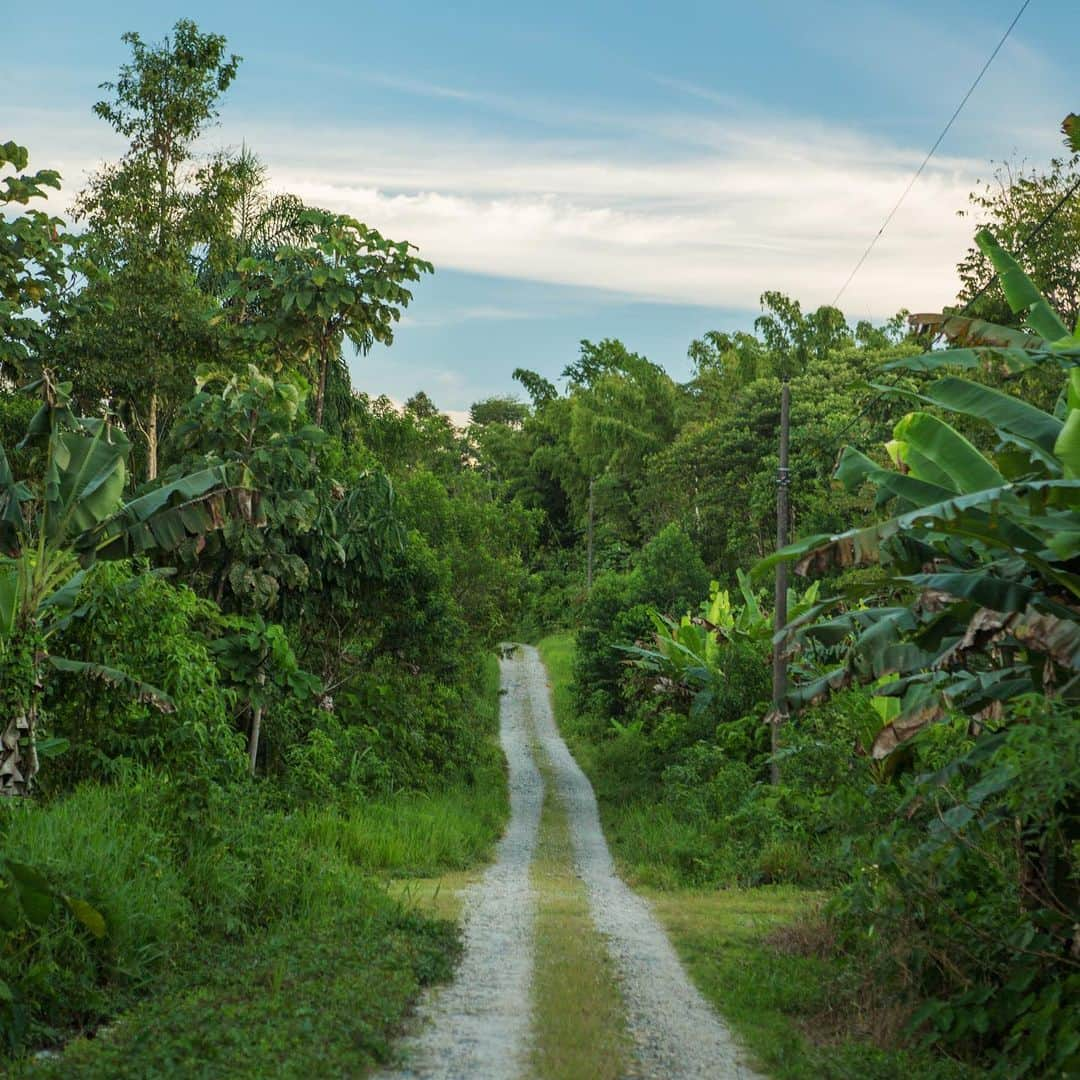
<box><xmin>0</xmin><ymin>371</ymin><xmax>249</xmax><ymax>795</ymax></box>
<box><xmin>755</xmin><ymin>230</ymin><xmax>1080</xmax><ymax>758</ymax></box>
<box><xmin>622</xmin><ymin>573</ymin><xmax>821</xmax><ymax>718</ymax></box>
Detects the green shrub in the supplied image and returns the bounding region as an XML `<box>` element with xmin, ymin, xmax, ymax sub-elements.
<box><xmin>44</xmin><ymin>563</ymin><xmax>244</xmax><ymax>794</ymax></box>
<box><xmin>0</xmin><ymin>783</ymin><xmax>192</xmax><ymax>1050</ymax></box>
<box><xmin>830</xmin><ymin>697</ymin><xmax>1080</xmax><ymax>1077</ymax></box>
<box><xmin>573</xmin><ymin>524</ymin><xmax>710</xmax><ymax>727</ymax></box>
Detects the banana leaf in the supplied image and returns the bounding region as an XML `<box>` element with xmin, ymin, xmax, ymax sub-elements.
<box><xmin>975</xmin><ymin>229</ymin><xmax>1072</xmax><ymax>344</ymax></box>
<box><xmin>891</xmin><ymin>412</ymin><xmax>1004</xmax><ymax>492</ymax></box>
<box><xmin>47</xmin><ymin>656</ymin><xmax>175</xmax><ymax>711</ymax></box>
<box><xmin>892</xmin><ymin>378</ymin><xmax>1063</xmax><ymax>454</ymax></box>
<box><xmin>91</xmin><ymin>464</ymin><xmax>246</xmax><ymax>559</ymax></box>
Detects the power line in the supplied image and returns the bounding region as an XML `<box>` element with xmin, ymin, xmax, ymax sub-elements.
<box><xmin>816</xmin><ymin>170</ymin><xmax>1080</xmax><ymax>468</ymax></box>
<box><xmin>831</xmin><ymin>0</ymin><xmax>1033</xmax><ymax>307</ymax></box>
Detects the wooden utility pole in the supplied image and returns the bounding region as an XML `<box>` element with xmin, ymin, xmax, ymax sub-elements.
<box><xmin>770</xmin><ymin>374</ymin><xmax>791</xmax><ymax>785</ymax></box>
<box><xmin>586</xmin><ymin>477</ymin><xmax>595</xmax><ymax>592</ymax></box>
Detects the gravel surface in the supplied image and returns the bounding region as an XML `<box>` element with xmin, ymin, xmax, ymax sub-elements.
<box><xmin>377</xmin><ymin>649</ymin><xmax>544</xmax><ymax>1080</ymax></box>
<box><xmin>380</xmin><ymin>644</ymin><xmax>761</xmax><ymax>1079</ymax></box>
<box><xmin>524</xmin><ymin>644</ymin><xmax>763</xmax><ymax>1080</ymax></box>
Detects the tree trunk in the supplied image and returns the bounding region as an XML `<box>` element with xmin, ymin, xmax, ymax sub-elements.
<box><xmin>248</xmin><ymin>704</ymin><xmax>263</xmax><ymax>776</ymax></box>
<box><xmin>0</xmin><ymin>712</ymin><xmax>31</xmax><ymax>796</ymax></box>
<box><xmin>314</xmin><ymin>347</ymin><xmax>328</xmax><ymax>428</ymax></box>
<box><xmin>0</xmin><ymin>655</ymin><xmax>40</xmax><ymax>797</ymax></box>
<box><xmin>146</xmin><ymin>391</ymin><xmax>158</xmax><ymax>482</ymax></box>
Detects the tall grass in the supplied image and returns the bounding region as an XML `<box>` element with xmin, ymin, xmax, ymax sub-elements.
<box><xmin>0</xmin><ymin>783</ymin><xmax>193</xmax><ymax>1039</ymax></box>
<box><xmin>317</xmin><ymin>650</ymin><xmax>508</xmax><ymax>877</ymax></box>
<box><xmin>537</xmin><ymin>631</ymin><xmax>575</xmax><ymax>731</ymax></box>
<box><xmin>301</xmin><ymin>760</ymin><xmax>508</xmax><ymax>877</ymax></box>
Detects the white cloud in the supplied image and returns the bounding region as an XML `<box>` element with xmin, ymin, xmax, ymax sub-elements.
<box><xmin>256</xmin><ymin>120</ymin><xmax>981</xmax><ymax>318</ymax></box>
<box><xmin>8</xmin><ymin>98</ymin><xmax>1007</xmax><ymax>319</ymax></box>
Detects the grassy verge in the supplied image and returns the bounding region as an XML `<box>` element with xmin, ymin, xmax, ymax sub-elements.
<box><xmin>644</xmin><ymin>887</ymin><xmax>975</xmax><ymax>1080</ymax></box>
<box><xmin>528</xmin><ymin>739</ymin><xmax>631</xmax><ymax>1080</ymax></box>
<box><xmin>8</xmin><ymin>653</ymin><xmax>508</xmax><ymax>1077</ymax></box>
<box><xmin>22</xmin><ymin>899</ymin><xmax>458</xmax><ymax>1080</ymax></box>
<box><xmin>310</xmin><ymin>754</ymin><xmax>508</xmax><ymax>877</ymax></box>
<box><xmin>535</xmin><ymin>632</ymin><xmax>977</xmax><ymax>1080</ymax></box>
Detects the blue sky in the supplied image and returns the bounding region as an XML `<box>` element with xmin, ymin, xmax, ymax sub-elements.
<box><xmin>3</xmin><ymin>1</ymin><xmax>1074</xmax><ymax>416</ymax></box>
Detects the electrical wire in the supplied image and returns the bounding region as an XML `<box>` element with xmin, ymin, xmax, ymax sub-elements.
<box><xmin>811</xmin><ymin>170</ymin><xmax>1080</xmax><ymax>470</ymax></box>
<box><xmin>831</xmin><ymin>0</ymin><xmax>1033</xmax><ymax>307</ymax></box>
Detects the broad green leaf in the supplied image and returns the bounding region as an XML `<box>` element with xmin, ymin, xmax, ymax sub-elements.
<box><xmin>905</xmin><ymin>571</ymin><xmax>1035</xmax><ymax>614</ymax></box>
<box><xmin>0</xmin><ymin>886</ymin><xmax>22</xmax><ymax>930</ymax></box>
<box><xmin>63</xmin><ymin>895</ymin><xmax>106</xmax><ymax>939</ymax></box>
<box><xmin>759</xmin><ymin>480</ymin><xmax>1080</xmax><ymax>578</ymax></box>
<box><xmin>835</xmin><ymin>447</ymin><xmax>882</xmax><ymax>491</ymax></box>
<box><xmin>885</xmin><ymin>346</ymin><xmax>1046</xmax><ymax>376</ymax></box>
<box><xmin>1055</xmin><ymin>409</ymin><xmax>1080</xmax><ymax>478</ymax></box>
<box><xmin>891</xmin><ymin>412</ymin><xmax>1003</xmax><ymax>493</ymax></box>
<box><xmin>975</xmin><ymin>230</ymin><xmax>1071</xmax><ymax>343</ymax></box>
<box><xmin>838</xmin><ymin>446</ymin><xmax>957</xmax><ymax>508</ymax></box>
<box><xmin>5</xmin><ymin>860</ymin><xmax>51</xmax><ymax>893</ymax></box>
<box><xmin>918</xmin><ymin>377</ymin><xmax>1062</xmax><ymax>454</ymax></box>
<box><xmin>1067</xmin><ymin>368</ymin><xmax>1080</xmax><ymax>411</ymax></box>
<box><xmin>752</xmin><ymin>533</ymin><xmax>833</xmax><ymax>578</ymax></box>
<box><xmin>48</xmin><ymin>656</ymin><xmax>175</xmax><ymax>711</ymax></box>
<box><xmin>0</xmin><ymin>567</ymin><xmax>21</xmax><ymax>640</ymax></box>
<box><xmin>34</xmin><ymin>737</ymin><xmax>70</xmax><ymax>759</ymax></box>
<box><xmin>47</xmin><ymin>424</ymin><xmax>128</xmax><ymax>544</ymax></box>
<box><xmin>6</xmin><ymin>860</ymin><xmax>55</xmax><ymax>925</ymax></box>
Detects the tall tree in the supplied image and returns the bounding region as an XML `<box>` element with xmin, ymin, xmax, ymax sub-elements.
<box><xmin>66</xmin><ymin>21</ymin><xmax>242</xmax><ymax>480</ymax></box>
<box><xmin>225</xmin><ymin>210</ymin><xmax>432</xmax><ymax>426</ymax></box>
<box><xmin>78</xmin><ymin>20</ymin><xmax>240</xmax><ymax>263</ymax></box>
<box><xmin>753</xmin><ymin>291</ymin><xmax>852</xmax><ymax>372</ymax></box>
<box><xmin>955</xmin><ymin>156</ymin><xmax>1080</xmax><ymax>330</ymax></box>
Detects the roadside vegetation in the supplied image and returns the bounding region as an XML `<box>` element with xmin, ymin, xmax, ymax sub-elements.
<box><xmin>529</xmin><ymin>117</ymin><xmax>1080</xmax><ymax>1080</ymax></box>
<box><xmin>0</xmin><ymin>22</ymin><xmax>516</xmax><ymax>1073</ymax></box>
<box><xmin>2</xmin><ymin>16</ymin><xmax>1077</xmax><ymax>1078</ymax></box>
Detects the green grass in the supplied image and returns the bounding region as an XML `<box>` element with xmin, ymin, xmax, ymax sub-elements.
<box><xmin>325</xmin><ymin>652</ymin><xmax>507</xmax><ymax>877</ymax></box>
<box><xmin>5</xmin><ymin>651</ymin><xmax>509</xmax><ymax>1076</ymax></box>
<box><xmin>645</xmin><ymin>887</ymin><xmax>978</xmax><ymax>1080</ymax></box>
<box><xmin>536</xmin><ymin>631</ymin><xmax>575</xmax><ymax>730</ymax></box>
<box><xmin>21</xmin><ymin>900</ymin><xmax>459</xmax><ymax>1079</ymax></box>
<box><xmin>529</xmin><ymin>737</ymin><xmax>631</xmax><ymax>1080</ymax></box>
<box><xmin>303</xmin><ymin>755</ymin><xmax>508</xmax><ymax>878</ymax></box>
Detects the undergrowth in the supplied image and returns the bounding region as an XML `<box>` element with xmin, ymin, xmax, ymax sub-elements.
<box><xmin>1</xmin><ymin>655</ymin><xmax>507</xmax><ymax>1072</ymax></box>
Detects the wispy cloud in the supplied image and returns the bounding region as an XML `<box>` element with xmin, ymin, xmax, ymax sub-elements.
<box><xmin>255</xmin><ymin>117</ymin><xmax>981</xmax><ymax>317</ymax></box>
<box><xmin>10</xmin><ymin>93</ymin><xmax>1006</xmax><ymax>319</ymax></box>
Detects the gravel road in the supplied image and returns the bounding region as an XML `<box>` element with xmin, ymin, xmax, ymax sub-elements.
<box><xmin>381</xmin><ymin>644</ymin><xmax>761</xmax><ymax>1080</ymax></box>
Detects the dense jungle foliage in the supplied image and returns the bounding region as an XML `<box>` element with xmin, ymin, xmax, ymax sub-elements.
<box><xmin>1</xmin><ymin>18</ymin><xmax>1077</xmax><ymax>1078</ymax></box>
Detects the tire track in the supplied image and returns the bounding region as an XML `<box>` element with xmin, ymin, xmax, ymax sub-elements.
<box><xmin>377</xmin><ymin>650</ymin><xmax>543</xmax><ymax>1079</ymax></box>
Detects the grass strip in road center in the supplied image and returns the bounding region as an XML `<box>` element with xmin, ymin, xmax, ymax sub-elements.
<box><xmin>528</xmin><ymin>740</ymin><xmax>632</xmax><ymax>1080</ymax></box>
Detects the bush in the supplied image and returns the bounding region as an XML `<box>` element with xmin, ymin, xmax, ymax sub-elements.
<box><xmin>287</xmin><ymin>652</ymin><xmax>497</xmax><ymax>798</ymax></box>
<box><xmin>43</xmin><ymin>563</ymin><xmax>245</xmax><ymax>795</ymax></box>
<box><xmin>830</xmin><ymin>697</ymin><xmax>1080</xmax><ymax>1077</ymax></box>
<box><xmin>0</xmin><ymin>782</ymin><xmax>192</xmax><ymax>1050</ymax></box>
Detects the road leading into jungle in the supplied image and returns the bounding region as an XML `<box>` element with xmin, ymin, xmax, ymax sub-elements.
<box><xmin>377</xmin><ymin>644</ymin><xmax>761</xmax><ymax>1080</ymax></box>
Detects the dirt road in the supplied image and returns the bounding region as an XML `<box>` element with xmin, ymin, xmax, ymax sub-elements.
<box><xmin>380</xmin><ymin>645</ymin><xmax>761</xmax><ymax>1080</ymax></box>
